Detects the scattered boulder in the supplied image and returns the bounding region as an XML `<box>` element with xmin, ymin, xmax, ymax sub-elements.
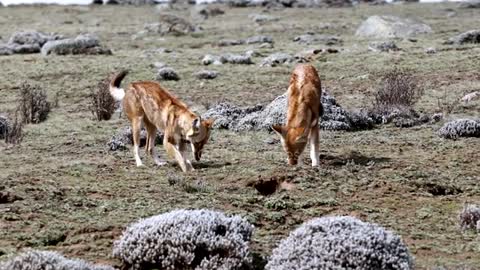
<box><xmin>41</xmin><ymin>34</ymin><xmax>111</xmax><ymax>56</ymax></box>
<box><xmin>144</xmin><ymin>14</ymin><xmax>197</xmax><ymax>36</ymax></box>
<box><xmin>293</xmin><ymin>34</ymin><xmax>342</xmax><ymax>45</ymax></box>
<box><xmin>425</xmin><ymin>47</ymin><xmax>436</xmax><ymax>54</ymax></box>
<box><xmin>223</xmin><ymin>53</ymin><xmax>254</xmax><ymax>64</ymax></box>
<box><xmin>260</xmin><ymin>52</ymin><xmax>306</xmax><ymax>67</ymax></box>
<box><xmin>355</xmin><ymin>15</ymin><xmax>433</xmax><ymax>39</ymax></box>
<box><xmin>156</xmin><ymin>67</ymin><xmax>180</xmax><ymax>81</ymax></box>
<box><xmin>217</xmin><ymin>39</ymin><xmax>245</xmax><ymax>47</ymax></box>
<box><xmin>445</xmin><ymin>30</ymin><xmax>480</xmax><ymax>45</ymax></box>
<box><xmin>106</xmin><ymin>0</ymin><xmax>158</xmax><ymax>4</ymax></box>
<box><xmin>437</xmin><ymin>119</ymin><xmax>480</xmax><ymax>139</ymax></box>
<box><xmin>202</xmin><ymin>92</ymin><xmax>375</xmax><ymax>132</ymax></box>
<box><xmin>195</xmin><ymin>70</ymin><xmax>218</xmax><ymax>80</ymax></box>
<box><xmin>217</xmin><ymin>35</ymin><xmax>273</xmax><ymax>46</ymax></box>
<box><xmin>0</xmin><ymin>250</ymin><xmax>114</xmax><ymax>270</ymax></box>
<box><xmin>202</xmin><ymin>53</ymin><xmax>253</xmax><ymax>65</ymax></box>
<box><xmin>368</xmin><ymin>40</ymin><xmax>400</xmax><ymax>52</ymax></box>
<box><xmin>249</xmin><ymin>13</ymin><xmax>279</xmax><ymax>23</ymax></box>
<box><xmin>202</xmin><ymin>54</ymin><xmax>225</xmax><ymax>65</ymax></box>
<box><xmin>107</xmin><ymin>126</ymin><xmax>164</xmax><ymax>151</ymax></box>
<box><xmin>458</xmin><ymin>0</ymin><xmax>480</xmax><ymax>8</ymax></box>
<box><xmin>196</xmin><ymin>6</ymin><xmax>225</xmax><ymax>20</ymax></box>
<box><xmin>461</xmin><ymin>91</ymin><xmax>480</xmax><ymax>104</ymax></box>
<box><xmin>0</xmin><ymin>45</ymin><xmax>13</xmax><ymax>55</ymax></box>
<box><xmin>246</xmin><ymin>35</ymin><xmax>273</xmax><ymax>44</ymax></box>
<box><xmin>265</xmin><ymin>216</ymin><xmax>413</xmax><ymax>270</ymax></box>
<box><xmin>8</xmin><ymin>30</ymin><xmax>62</xmax><ymax>47</ymax></box>
<box><xmin>291</xmin><ymin>0</ymin><xmax>353</xmax><ymax>7</ymax></box>
<box><xmin>0</xmin><ymin>30</ymin><xmax>62</xmax><ymax>56</ymax></box>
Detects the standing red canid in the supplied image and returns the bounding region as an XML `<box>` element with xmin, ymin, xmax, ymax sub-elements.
<box><xmin>109</xmin><ymin>70</ymin><xmax>214</xmax><ymax>172</ymax></box>
<box><xmin>272</xmin><ymin>64</ymin><xmax>323</xmax><ymax>166</ymax></box>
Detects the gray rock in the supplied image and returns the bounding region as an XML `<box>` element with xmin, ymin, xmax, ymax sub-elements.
<box><xmin>355</xmin><ymin>15</ymin><xmax>433</xmax><ymax>39</ymax></box>
<box><xmin>222</xmin><ymin>53</ymin><xmax>254</xmax><ymax>64</ymax></box>
<box><xmin>108</xmin><ymin>126</ymin><xmax>164</xmax><ymax>151</ymax></box>
<box><xmin>217</xmin><ymin>39</ymin><xmax>245</xmax><ymax>47</ymax></box>
<box><xmin>260</xmin><ymin>52</ymin><xmax>306</xmax><ymax>67</ymax></box>
<box><xmin>195</xmin><ymin>70</ymin><xmax>218</xmax><ymax>80</ymax></box>
<box><xmin>8</xmin><ymin>30</ymin><xmax>62</xmax><ymax>47</ymax></box>
<box><xmin>293</xmin><ymin>34</ymin><xmax>342</xmax><ymax>45</ymax></box>
<box><xmin>437</xmin><ymin>119</ymin><xmax>480</xmax><ymax>139</ymax></box>
<box><xmin>144</xmin><ymin>14</ymin><xmax>196</xmax><ymax>36</ymax></box>
<box><xmin>41</xmin><ymin>34</ymin><xmax>111</xmax><ymax>56</ymax></box>
<box><xmin>368</xmin><ymin>40</ymin><xmax>399</xmax><ymax>52</ymax></box>
<box><xmin>0</xmin><ymin>45</ymin><xmax>13</xmax><ymax>55</ymax></box>
<box><xmin>107</xmin><ymin>0</ymin><xmax>158</xmax><ymax>4</ymax></box>
<box><xmin>293</xmin><ymin>0</ymin><xmax>352</xmax><ymax>7</ymax></box>
<box><xmin>425</xmin><ymin>47</ymin><xmax>436</xmax><ymax>54</ymax></box>
<box><xmin>196</xmin><ymin>6</ymin><xmax>225</xmax><ymax>20</ymax></box>
<box><xmin>156</xmin><ymin>67</ymin><xmax>180</xmax><ymax>81</ymax></box>
<box><xmin>446</xmin><ymin>30</ymin><xmax>480</xmax><ymax>45</ymax></box>
<box><xmin>202</xmin><ymin>54</ymin><xmax>225</xmax><ymax>65</ymax></box>
<box><xmin>249</xmin><ymin>13</ymin><xmax>279</xmax><ymax>23</ymax></box>
<box><xmin>246</xmin><ymin>35</ymin><xmax>273</xmax><ymax>44</ymax></box>
<box><xmin>459</xmin><ymin>0</ymin><xmax>480</xmax><ymax>8</ymax></box>
<box><xmin>202</xmin><ymin>92</ymin><xmax>375</xmax><ymax>132</ymax></box>
<box><xmin>10</xmin><ymin>44</ymin><xmax>41</xmax><ymax>54</ymax></box>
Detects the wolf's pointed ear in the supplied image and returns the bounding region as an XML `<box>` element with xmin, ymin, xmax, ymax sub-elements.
<box><xmin>293</xmin><ymin>127</ymin><xmax>308</xmax><ymax>143</ymax></box>
<box><xmin>272</xmin><ymin>125</ymin><xmax>286</xmax><ymax>137</ymax></box>
<box><xmin>203</xmin><ymin>118</ymin><xmax>215</xmax><ymax>129</ymax></box>
<box><xmin>192</xmin><ymin>117</ymin><xmax>201</xmax><ymax>130</ymax></box>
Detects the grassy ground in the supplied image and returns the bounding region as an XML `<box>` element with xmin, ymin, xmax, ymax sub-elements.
<box><xmin>1</xmin><ymin>2</ymin><xmax>480</xmax><ymax>269</ymax></box>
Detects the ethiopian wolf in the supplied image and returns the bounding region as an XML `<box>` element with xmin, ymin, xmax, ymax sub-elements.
<box><xmin>272</xmin><ymin>64</ymin><xmax>323</xmax><ymax>167</ymax></box>
<box><xmin>109</xmin><ymin>71</ymin><xmax>214</xmax><ymax>172</ymax></box>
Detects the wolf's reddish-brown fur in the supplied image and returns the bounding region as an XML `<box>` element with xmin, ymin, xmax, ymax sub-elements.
<box><xmin>109</xmin><ymin>71</ymin><xmax>213</xmax><ymax>172</ymax></box>
<box><xmin>272</xmin><ymin>64</ymin><xmax>323</xmax><ymax>166</ymax></box>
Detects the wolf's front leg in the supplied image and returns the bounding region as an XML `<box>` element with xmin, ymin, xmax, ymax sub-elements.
<box><xmin>309</xmin><ymin>127</ymin><xmax>320</xmax><ymax>167</ymax></box>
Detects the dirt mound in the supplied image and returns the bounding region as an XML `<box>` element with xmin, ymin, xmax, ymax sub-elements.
<box><xmin>202</xmin><ymin>92</ymin><xmax>375</xmax><ymax>132</ymax></box>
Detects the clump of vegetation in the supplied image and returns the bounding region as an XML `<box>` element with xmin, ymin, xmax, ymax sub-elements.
<box><xmin>373</xmin><ymin>68</ymin><xmax>422</xmax><ymax>110</ymax></box>
<box><xmin>17</xmin><ymin>82</ymin><xmax>51</xmax><ymax>124</ymax></box>
<box><xmin>4</xmin><ymin>112</ymin><xmax>24</xmax><ymax>145</ymax></box>
<box><xmin>89</xmin><ymin>75</ymin><xmax>117</xmax><ymax>121</ymax></box>
<box><xmin>113</xmin><ymin>209</ymin><xmax>254</xmax><ymax>270</ymax></box>
<box><xmin>459</xmin><ymin>204</ymin><xmax>480</xmax><ymax>232</ymax></box>
<box><xmin>437</xmin><ymin>119</ymin><xmax>480</xmax><ymax>139</ymax></box>
<box><xmin>0</xmin><ymin>249</ymin><xmax>114</xmax><ymax>270</ymax></box>
<box><xmin>266</xmin><ymin>216</ymin><xmax>413</xmax><ymax>270</ymax></box>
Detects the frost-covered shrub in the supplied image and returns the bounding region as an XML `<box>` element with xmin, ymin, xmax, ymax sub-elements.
<box><xmin>113</xmin><ymin>209</ymin><xmax>254</xmax><ymax>270</ymax></box>
<box><xmin>459</xmin><ymin>204</ymin><xmax>480</xmax><ymax>232</ymax></box>
<box><xmin>0</xmin><ymin>250</ymin><xmax>114</xmax><ymax>270</ymax></box>
<box><xmin>437</xmin><ymin>119</ymin><xmax>480</xmax><ymax>139</ymax></box>
<box><xmin>266</xmin><ymin>216</ymin><xmax>413</xmax><ymax>270</ymax></box>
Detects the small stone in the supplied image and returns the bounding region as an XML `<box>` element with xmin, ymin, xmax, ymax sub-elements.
<box><xmin>156</xmin><ymin>67</ymin><xmax>180</xmax><ymax>81</ymax></box>
<box><xmin>195</xmin><ymin>70</ymin><xmax>218</xmax><ymax>80</ymax></box>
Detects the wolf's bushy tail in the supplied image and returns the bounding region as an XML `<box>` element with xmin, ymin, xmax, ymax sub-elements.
<box><xmin>109</xmin><ymin>70</ymin><xmax>128</xmax><ymax>101</ymax></box>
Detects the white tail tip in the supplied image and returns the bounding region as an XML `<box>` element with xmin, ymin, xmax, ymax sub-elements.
<box><xmin>110</xmin><ymin>87</ymin><xmax>125</xmax><ymax>101</ymax></box>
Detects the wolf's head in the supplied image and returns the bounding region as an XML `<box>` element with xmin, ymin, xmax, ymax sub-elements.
<box><xmin>187</xmin><ymin>117</ymin><xmax>215</xmax><ymax>161</ymax></box>
<box><xmin>271</xmin><ymin>125</ymin><xmax>308</xmax><ymax>165</ymax></box>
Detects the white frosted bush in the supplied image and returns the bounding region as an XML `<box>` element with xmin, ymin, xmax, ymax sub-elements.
<box><xmin>266</xmin><ymin>216</ymin><xmax>413</xmax><ymax>270</ymax></box>
<box><xmin>437</xmin><ymin>119</ymin><xmax>480</xmax><ymax>139</ymax></box>
<box><xmin>112</xmin><ymin>209</ymin><xmax>254</xmax><ymax>270</ymax></box>
<box><xmin>0</xmin><ymin>250</ymin><xmax>114</xmax><ymax>270</ymax></box>
<box><xmin>459</xmin><ymin>204</ymin><xmax>480</xmax><ymax>232</ymax></box>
